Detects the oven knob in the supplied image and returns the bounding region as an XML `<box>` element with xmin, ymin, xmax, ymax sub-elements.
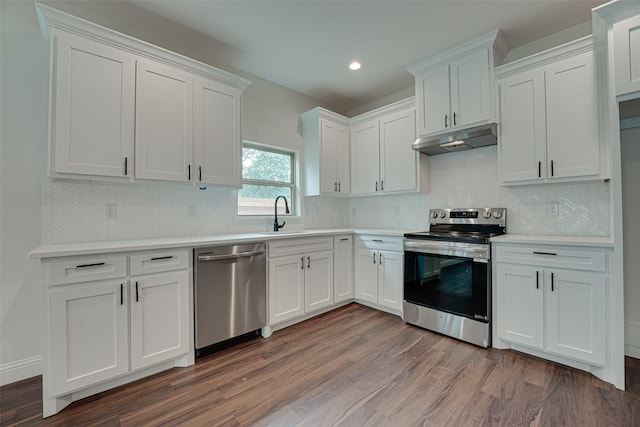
<box><xmin>440</xmin><ymin>211</ymin><xmax>446</xmax><ymax>218</ymax></box>
<box><xmin>492</xmin><ymin>210</ymin><xmax>503</xmax><ymax>219</ymax></box>
<box><xmin>431</xmin><ymin>211</ymin><xmax>439</xmax><ymax>219</ymax></box>
<box><xmin>483</xmin><ymin>211</ymin><xmax>492</xmax><ymax>219</ymax></box>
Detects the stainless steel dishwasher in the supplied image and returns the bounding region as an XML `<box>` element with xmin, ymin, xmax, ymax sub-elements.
<box><xmin>194</xmin><ymin>242</ymin><xmax>266</xmax><ymax>355</ymax></box>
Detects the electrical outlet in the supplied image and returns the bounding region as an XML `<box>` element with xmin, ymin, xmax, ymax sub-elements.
<box><xmin>547</xmin><ymin>202</ymin><xmax>559</xmax><ymax>216</ymax></box>
<box><xmin>105</xmin><ymin>204</ymin><xmax>117</xmax><ymax>220</ymax></box>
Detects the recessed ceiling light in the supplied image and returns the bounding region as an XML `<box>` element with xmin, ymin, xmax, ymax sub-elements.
<box><xmin>349</xmin><ymin>61</ymin><xmax>361</xmax><ymax>71</ymax></box>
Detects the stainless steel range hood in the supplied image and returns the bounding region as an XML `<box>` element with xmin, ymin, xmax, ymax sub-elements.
<box><xmin>412</xmin><ymin>123</ymin><xmax>497</xmax><ymax>155</ymax></box>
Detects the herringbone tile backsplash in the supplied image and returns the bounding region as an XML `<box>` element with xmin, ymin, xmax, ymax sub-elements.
<box><xmin>43</xmin><ymin>146</ymin><xmax>609</xmax><ymax>243</ymax></box>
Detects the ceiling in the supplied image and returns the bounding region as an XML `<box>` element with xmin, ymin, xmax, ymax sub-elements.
<box><xmin>121</xmin><ymin>0</ymin><xmax>606</xmax><ymax>113</ymax></box>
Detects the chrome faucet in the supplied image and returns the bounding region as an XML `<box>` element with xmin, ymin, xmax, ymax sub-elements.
<box><xmin>273</xmin><ymin>195</ymin><xmax>290</xmax><ymax>231</ymax></box>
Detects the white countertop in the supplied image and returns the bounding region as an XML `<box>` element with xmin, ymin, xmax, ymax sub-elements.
<box><xmin>29</xmin><ymin>228</ymin><xmax>414</xmax><ymax>259</ymax></box>
<box><xmin>491</xmin><ymin>234</ymin><xmax>614</xmax><ymax>248</ymax></box>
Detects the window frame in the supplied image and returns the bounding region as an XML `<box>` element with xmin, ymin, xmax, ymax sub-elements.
<box><xmin>237</xmin><ymin>142</ymin><xmax>296</xmax><ymax>217</ymax></box>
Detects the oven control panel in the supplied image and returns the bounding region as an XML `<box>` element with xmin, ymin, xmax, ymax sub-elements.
<box><xmin>429</xmin><ymin>208</ymin><xmax>506</xmax><ymax>226</ymax></box>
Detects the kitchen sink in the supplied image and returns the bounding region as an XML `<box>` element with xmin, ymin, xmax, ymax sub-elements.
<box><xmin>255</xmin><ymin>230</ymin><xmax>309</xmax><ymax>235</ymax></box>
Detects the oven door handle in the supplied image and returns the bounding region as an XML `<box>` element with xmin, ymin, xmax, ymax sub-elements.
<box><xmin>403</xmin><ymin>240</ymin><xmax>489</xmax><ymax>261</ymax></box>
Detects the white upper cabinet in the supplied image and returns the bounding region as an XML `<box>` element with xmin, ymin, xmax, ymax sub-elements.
<box><xmin>408</xmin><ymin>30</ymin><xmax>505</xmax><ymax>137</ymax></box>
<box><xmin>300</xmin><ymin>108</ymin><xmax>350</xmax><ymax>196</ymax></box>
<box><xmin>51</xmin><ymin>31</ymin><xmax>135</xmax><ymax>178</ymax></box>
<box><xmin>36</xmin><ymin>3</ymin><xmax>250</xmax><ymax>185</ymax></box>
<box><xmin>614</xmin><ymin>13</ymin><xmax>640</xmax><ymax>97</ymax></box>
<box><xmin>194</xmin><ymin>78</ymin><xmax>243</xmax><ymax>186</ymax></box>
<box><xmin>350</xmin><ymin>99</ymin><xmax>425</xmax><ymax>196</ymax></box>
<box><xmin>135</xmin><ymin>60</ymin><xmax>194</xmax><ymax>182</ymax></box>
<box><xmin>497</xmin><ymin>37</ymin><xmax>602</xmax><ymax>185</ymax></box>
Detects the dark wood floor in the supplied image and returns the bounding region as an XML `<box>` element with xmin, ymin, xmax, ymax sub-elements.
<box><xmin>2</xmin><ymin>303</ymin><xmax>640</xmax><ymax>426</ymax></box>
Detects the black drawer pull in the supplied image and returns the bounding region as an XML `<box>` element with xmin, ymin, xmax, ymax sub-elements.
<box><xmin>340</xmin><ymin>238</ymin><xmax>350</xmax><ymax>241</ymax></box>
<box><xmin>372</xmin><ymin>239</ymin><xmax>384</xmax><ymax>243</ymax></box>
<box><xmin>150</xmin><ymin>256</ymin><xmax>174</xmax><ymax>261</ymax></box>
<box><xmin>533</xmin><ymin>251</ymin><xmax>557</xmax><ymax>256</ymax></box>
<box><xmin>76</xmin><ymin>262</ymin><xmax>106</xmax><ymax>269</ymax></box>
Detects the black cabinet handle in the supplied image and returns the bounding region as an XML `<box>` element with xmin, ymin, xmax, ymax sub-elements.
<box><xmin>375</xmin><ymin>181</ymin><xmax>378</xmax><ymax>192</ymax></box>
<box><xmin>379</xmin><ymin>253</ymin><xmax>383</xmax><ymax>265</ymax></box>
<box><xmin>188</xmin><ymin>164</ymin><xmax>191</xmax><ymax>181</ymax></box>
<box><xmin>381</xmin><ymin>180</ymin><xmax>384</xmax><ymax>191</ymax></box>
<box><xmin>550</xmin><ymin>160</ymin><xmax>554</xmax><ymax>177</ymax></box>
<box><xmin>340</xmin><ymin>238</ymin><xmax>349</xmax><ymax>241</ymax></box>
<box><xmin>453</xmin><ymin>112</ymin><xmax>457</xmax><ymax>126</ymax></box>
<box><xmin>135</xmin><ymin>281</ymin><xmax>139</xmax><ymax>302</ymax></box>
<box><xmin>538</xmin><ymin>161</ymin><xmax>541</xmax><ymax>178</ymax></box>
<box><xmin>199</xmin><ymin>165</ymin><xmax>202</xmax><ymax>181</ymax></box>
<box><xmin>300</xmin><ymin>256</ymin><xmax>304</xmax><ymax>270</ymax></box>
<box><xmin>373</xmin><ymin>252</ymin><xmax>376</xmax><ymax>264</ymax></box>
<box><xmin>124</xmin><ymin>157</ymin><xmax>128</xmax><ymax>176</ymax></box>
<box><xmin>533</xmin><ymin>251</ymin><xmax>557</xmax><ymax>256</ymax></box>
<box><xmin>551</xmin><ymin>272</ymin><xmax>555</xmax><ymax>291</ymax></box>
<box><xmin>536</xmin><ymin>271</ymin><xmax>539</xmax><ymax>289</ymax></box>
<box><xmin>334</xmin><ymin>182</ymin><xmax>337</xmax><ymax>192</ymax></box>
<box><xmin>307</xmin><ymin>256</ymin><xmax>311</xmax><ymax>269</ymax></box>
<box><xmin>76</xmin><ymin>262</ymin><xmax>105</xmax><ymax>269</ymax></box>
<box><xmin>338</xmin><ymin>182</ymin><xmax>341</xmax><ymax>192</ymax></box>
<box><xmin>120</xmin><ymin>284</ymin><xmax>124</xmax><ymax>305</ymax></box>
<box><xmin>444</xmin><ymin>114</ymin><xmax>448</xmax><ymax>128</ymax></box>
<box><xmin>150</xmin><ymin>256</ymin><xmax>173</xmax><ymax>261</ymax></box>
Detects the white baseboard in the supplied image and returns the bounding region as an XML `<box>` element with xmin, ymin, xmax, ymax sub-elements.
<box><xmin>0</xmin><ymin>355</ymin><xmax>42</xmax><ymax>386</ymax></box>
<box><xmin>625</xmin><ymin>320</ymin><xmax>640</xmax><ymax>359</ymax></box>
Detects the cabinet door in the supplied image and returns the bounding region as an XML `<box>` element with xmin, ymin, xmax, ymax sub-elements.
<box><xmin>269</xmin><ymin>255</ymin><xmax>305</xmax><ymax>324</ymax></box>
<box><xmin>450</xmin><ymin>48</ymin><xmax>491</xmax><ymax>129</ymax></box>
<box><xmin>130</xmin><ymin>271</ymin><xmax>190</xmax><ymax>371</ymax></box>
<box><xmin>495</xmin><ymin>264</ymin><xmax>544</xmax><ymax>349</ymax></box>
<box><xmin>334</xmin><ymin>236</ymin><xmax>354</xmax><ymax>303</ymax></box>
<box><xmin>194</xmin><ymin>78</ymin><xmax>242</xmax><ymax>186</ymax></box>
<box><xmin>380</xmin><ymin>108</ymin><xmax>417</xmax><ymax>193</ymax></box>
<box><xmin>545</xmin><ymin>51</ymin><xmax>599</xmax><ymax>180</ymax></box>
<box><xmin>378</xmin><ymin>250</ymin><xmax>403</xmax><ymax>312</ymax></box>
<box><xmin>49</xmin><ymin>281</ymin><xmax>128</xmax><ymax>396</ymax></box>
<box><xmin>545</xmin><ymin>269</ymin><xmax>606</xmax><ymax>366</ymax></box>
<box><xmin>319</xmin><ymin>119</ymin><xmax>339</xmax><ymax>193</ymax></box>
<box><xmin>350</xmin><ymin>120</ymin><xmax>380</xmax><ymax>195</ymax></box>
<box><xmin>53</xmin><ymin>32</ymin><xmax>134</xmax><ymax>177</ymax></box>
<box><xmin>614</xmin><ymin>14</ymin><xmax>640</xmax><ymax>97</ymax></box>
<box><xmin>415</xmin><ymin>64</ymin><xmax>450</xmax><ymax>135</ymax></box>
<box><xmin>354</xmin><ymin>247</ymin><xmax>379</xmax><ymax>304</ymax></box>
<box><xmin>304</xmin><ymin>250</ymin><xmax>334</xmax><ymax>312</ymax></box>
<box><xmin>499</xmin><ymin>69</ymin><xmax>547</xmax><ymax>184</ymax></box>
<box><xmin>135</xmin><ymin>60</ymin><xmax>193</xmax><ymax>182</ymax></box>
<box><xmin>335</xmin><ymin>124</ymin><xmax>351</xmax><ymax>194</ymax></box>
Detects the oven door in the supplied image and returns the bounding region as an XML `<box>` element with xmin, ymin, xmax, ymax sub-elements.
<box><xmin>403</xmin><ymin>239</ymin><xmax>490</xmax><ymax>322</ymax></box>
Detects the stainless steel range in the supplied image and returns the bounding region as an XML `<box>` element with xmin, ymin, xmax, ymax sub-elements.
<box><xmin>403</xmin><ymin>208</ymin><xmax>506</xmax><ymax>348</ymax></box>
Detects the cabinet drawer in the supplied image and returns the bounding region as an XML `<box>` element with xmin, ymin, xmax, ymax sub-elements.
<box><xmin>47</xmin><ymin>256</ymin><xmax>127</xmax><ymax>286</ymax></box>
<box><xmin>356</xmin><ymin>235</ymin><xmax>403</xmax><ymax>252</ymax></box>
<box><xmin>495</xmin><ymin>245</ymin><xmax>606</xmax><ymax>272</ymax></box>
<box><xmin>129</xmin><ymin>249</ymin><xmax>189</xmax><ymax>276</ymax></box>
<box><xmin>268</xmin><ymin>237</ymin><xmax>333</xmax><ymax>258</ymax></box>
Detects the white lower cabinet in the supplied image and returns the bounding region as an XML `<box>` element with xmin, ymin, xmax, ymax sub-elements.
<box><xmin>49</xmin><ymin>280</ymin><xmax>129</xmax><ymax>396</ymax></box>
<box><xmin>130</xmin><ymin>270</ymin><xmax>190</xmax><ymax>371</ymax></box>
<box><xmin>495</xmin><ymin>243</ymin><xmax>607</xmax><ymax>367</ymax></box>
<box><xmin>334</xmin><ymin>235</ymin><xmax>354</xmax><ymax>303</ymax></box>
<box><xmin>43</xmin><ymin>249</ymin><xmax>191</xmax><ymax>416</ymax></box>
<box><xmin>268</xmin><ymin>238</ymin><xmax>334</xmax><ymax>326</ymax></box>
<box><xmin>354</xmin><ymin>235</ymin><xmax>403</xmax><ymax>314</ymax></box>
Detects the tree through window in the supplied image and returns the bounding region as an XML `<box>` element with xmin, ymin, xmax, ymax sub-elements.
<box><xmin>238</xmin><ymin>143</ymin><xmax>295</xmax><ymax>216</ymax></box>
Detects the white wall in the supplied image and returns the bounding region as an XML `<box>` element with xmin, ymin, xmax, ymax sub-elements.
<box><xmin>348</xmin><ymin>146</ymin><xmax>610</xmax><ymax>236</ymax></box>
<box><xmin>621</xmin><ymin>122</ymin><xmax>640</xmax><ymax>357</ymax></box>
<box><xmin>0</xmin><ymin>1</ymin><xmax>49</xmax><ymax>384</ymax></box>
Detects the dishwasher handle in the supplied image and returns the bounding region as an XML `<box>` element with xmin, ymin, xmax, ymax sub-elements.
<box><xmin>197</xmin><ymin>250</ymin><xmax>265</xmax><ymax>262</ymax></box>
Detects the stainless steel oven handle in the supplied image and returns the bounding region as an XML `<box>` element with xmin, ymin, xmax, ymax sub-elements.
<box><xmin>197</xmin><ymin>250</ymin><xmax>265</xmax><ymax>261</ymax></box>
<box><xmin>404</xmin><ymin>240</ymin><xmax>489</xmax><ymax>259</ymax></box>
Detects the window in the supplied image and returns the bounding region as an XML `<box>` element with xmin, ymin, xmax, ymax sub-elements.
<box><xmin>238</xmin><ymin>143</ymin><xmax>295</xmax><ymax>216</ymax></box>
